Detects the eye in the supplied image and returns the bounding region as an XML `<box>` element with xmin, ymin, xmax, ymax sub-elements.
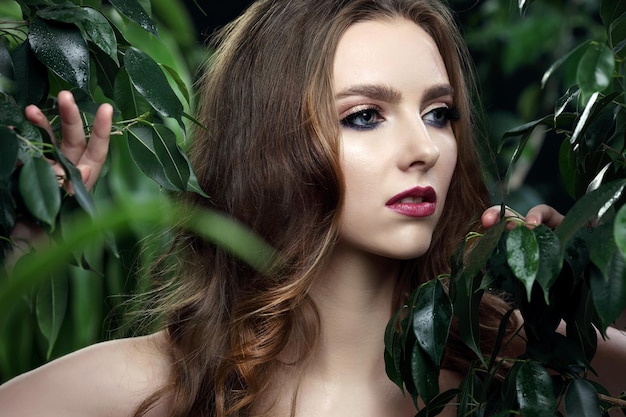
<box><xmin>340</xmin><ymin>107</ymin><xmax>384</xmax><ymax>130</ymax></box>
<box><xmin>423</xmin><ymin>106</ymin><xmax>460</xmax><ymax>128</ymax></box>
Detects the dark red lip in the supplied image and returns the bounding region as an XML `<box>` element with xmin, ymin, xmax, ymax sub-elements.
<box><xmin>385</xmin><ymin>186</ymin><xmax>437</xmax><ymax>205</ymax></box>
<box><xmin>385</xmin><ymin>186</ymin><xmax>437</xmax><ymax>218</ymax></box>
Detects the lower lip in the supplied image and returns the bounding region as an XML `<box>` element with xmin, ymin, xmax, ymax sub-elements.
<box><xmin>386</xmin><ymin>202</ymin><xmax>436</xmax><ymax>217</ymax></box>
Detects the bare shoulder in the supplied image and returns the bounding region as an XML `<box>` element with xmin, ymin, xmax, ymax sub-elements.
<box><xmin>0</xmin><ymin>332</ymin><xmax>171</xmax><ymax>417</ymax></box>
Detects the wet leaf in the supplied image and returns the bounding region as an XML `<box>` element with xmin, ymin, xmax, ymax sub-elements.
<box><xmin>38</xmin><ymin>5</ymin><xmax>119</xmax><ymax>64</ymax></box>
<box><xmin>565</xmin><ymin>378</ymin><xmax>601</xmax><ymax>417</ymax></box>
<box><xmin>36</xmin><ymin>272</ymin><xmax>68</xmax><ymax>359</ymax></box>
<box><xmin>515</xmin><ymin>361</ymin><xmax>557</xmax><ymax>416</ymax></box>
<box><xmin>542</xmin><ymin>41</ymin><xmax>591</xmax><ymax>88</ymax></box>
<box><xmin>108</xmin><ymin>0</ymin><xmax>158</xmax><ymax>38</ymax></box>
<box><xmin>0</xmin><ymin>127</ymin><xmax>18</xmax><ymax>178</ymax></box>
<box><xmin>590</xmin><ymin>252</ymin><xmax>626</xmax><ymax>331</ymax></box>
<box><xmin>506</xmin><ymin>226</ymin><xmax>539</xmax><ymax>301</ymax></box>
<box><xmin>577</xmin><ymin>43</ymin><xmax>615</xmax><ymax>94</ymax></box>
<box><xmin>614</xmin><ymin>205</ymin><xmax>626</xmax><ymax>259</ymax></box>
<box><xmin>411</xmin><ymin>343</ymin><xmax>439</xmax><ymax>404</ymax></box>
<box><xmin>19</xmin><ymin>156</ymin><xmax>61</xmax><ymax>228</ymax></box>
<box><xmin>556</xmin><ymin>179</ymin><xmax>626</xmax><ymax>250</ymax></box>
<box><xmin>534</xmin><ymin>225</ymin><xmax>562</xmax><ymax>301</ymax></box>
<box><xmin>10</xmin><ymin>42</ymin><xmax>48</xmax><ymax>107</ymax></box>
<box><xmin>453</xmin><ymin>270</ymin><xmax>484</xmax><ymax>363</ymax></box>
<box><xmin>151</xmin><ymin>124</ymin><xmax>190</xmax><ymax>190</ymax></box>
<box><xmin>413</xmin><ymin>279</ymin><xmax>452</xmax><ymax>367</ymax></box>
<box><xmin>127</xmin><ymin>125</ymin><xmax>182</xmax><ymax>190</ymax></box>
<box><xmin>124</xmin><ymin>47</ymin><xmax>184</xmax><ymax>130</ymax></box>
<box><xmin>29</xmin><ymin>17</ymin><xmax>90</xmax><ymax>93</ymax></box>
<box><xmin>113</xmin><ymin>68</ymin><xmax>152</xmax><ymax>119</ymax></box>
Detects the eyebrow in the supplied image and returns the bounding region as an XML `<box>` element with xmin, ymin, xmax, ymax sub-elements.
<box><xmin>335</xmin><ymin>83</ymin><xmax>455</xmax><ymax>104</ymax></box>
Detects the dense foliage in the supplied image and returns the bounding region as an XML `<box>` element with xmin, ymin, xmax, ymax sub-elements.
<box><xmin>385</xmin><ymin>1</ymin><xmax>626</xmax><ymax>415</ymax></box>
<box><xmin>1</xmin><ymin>0</ymin><xmax>625</xmax><ymax>416</ymax></box>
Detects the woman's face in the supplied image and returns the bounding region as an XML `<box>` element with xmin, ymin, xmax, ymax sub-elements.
<box><xmin>334</xmin><ymin>18</ymin><xmax>458</xmax><ymax>260</ymax></box>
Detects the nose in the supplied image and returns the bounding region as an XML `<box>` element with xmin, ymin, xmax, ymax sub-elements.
<box><xmin>397</xmin><ymin>116</ymin><xmax>440</xmax><ymax>171</ymax></box>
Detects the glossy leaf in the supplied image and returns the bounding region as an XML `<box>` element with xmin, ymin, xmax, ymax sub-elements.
<box><xmin>413</xmin><ymin>279</ymin><xmax>452</xmax><ymax>367</ymax></box>
<box><xmin>615</xmin><ymin>205</ymin><xmax>626</xmax><ymax>259</ymax></box>
<box><xmin>565</xmin><ymin>378</ymin><xmax>601</xmax><ymax>417</ymax></box>
<box><xmin>556</xmin><ymin>179</ymin><xmax>626</xmax><ymax>249</ymax></box>
<box><xmin>570</xmin><ymin>91</ymin><xmax>599</xmax><ymax>146</ymax></box>
<box><xmin>0</xmin><ymin>127</ymin><xmax>18</xmax><ymax>178</ymax></box>
<box><xmin>108</xmin><ymin>0</ymin><xmax>159</xmax><ymax>38</ymax></box>
<box><xmin>577</xmin><ymin>43</ymin><xmax>615</xmax><ymax>94</ymax></box>
<box><xmin>19</xmin><ymin>156</ymin><xmax>61</xmax><ymax>228</ymax></box>
<box><xmin>52</xmin><ymin>146</ymin><xmax>96</xmax><ymax>217</ymax></box>
<box><xmin>460</xmin><ymin>214</ymin><xmax>507</xmax><ymax>295</ymax></box>
<box><xmin>541</xmin><ymin>41</ymin><xmax>591</xmax><ymax>88</ymax></box>
<box><xmin>590</xmin><ymin>252</ymin><xmax>626</xmax><ymax>331</ymax></box>
<box><xmin>36</xmin><ymin>273</ymin><xmax>68</xmax><ymax>359</ymax></box>
<box><xmin>151</xmin><ymin>124</ymin><xmax>190</xmax><ymax>190</ymax></box>
<box><xmin>37</xmin><ymin>5</ymin><xmax>119</xmax><ymax>64</ymax></box>
<box><xmin>28</xmin><ymin>17</ymin><xmax>90</xmax><ymax>93</ymax></box>
<box><xmin>114</xmin><ymin>68</ymin><xmax>152</xmax><ymax>119</ymax></box>
<box><xmin>10</xmin><ymin>42</ymin><xmax>48</xmax><ymax>107</ymax></box>
<box><xmin>506</xmin><ymin>226</ymin><xmax>539</xmax><ymax>301</ymax></box>
<box><xmin>415</xmin><ymin>389</ymin><xmax>459</xmax><ymax>417</ymax></box>
<box><xmin>411</xmin><ymin>344</ymin><xmax>439</xmax><ymax>404</ymax></box>
<box><xmin>515</xmin><ymin>361</ymin><xmax>557</xmax><ymax>416</ymax></box>
<box><xmin>453</xmin><ymin>269</ymin><xmax>485</xmax><ymax>363</ymax></box>
<box><xmin>124</xmin><ymin>47</ymin><xmax>184</xmax><ymax>129</ymax></box>
<box><xmin>127</xmin><ymin>125</ymin><xmax>187</xmax><ymax>191</ymax></box>
<box><xmin>534</xmin><ymin>225</ymin><xmax>562</xmax><ymax>301</ymax></box>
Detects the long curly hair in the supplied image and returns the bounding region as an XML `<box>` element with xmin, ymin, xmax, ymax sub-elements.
<box><xmin>135</xmin><ymin>0</ymin><xmax>513</xmax><ymax>416</ymax></box>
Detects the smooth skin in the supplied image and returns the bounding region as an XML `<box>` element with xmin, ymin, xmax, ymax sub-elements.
<box><xmin>1</xmin><ymin>18</ymin><xmax>624</xmax><ymax>417</ymax></box>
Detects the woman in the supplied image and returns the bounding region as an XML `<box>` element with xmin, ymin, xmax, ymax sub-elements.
<box><xmin>0</xmin><ymin>0</ymin><xmax>613</xmax><ymax>416</ymax></box>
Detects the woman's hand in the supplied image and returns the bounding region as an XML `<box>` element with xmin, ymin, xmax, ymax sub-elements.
<box><xmin>480</xmin><ymin>203</ymin><xmax>564</xmax><ymax>230</ymax></box>
<box><xmin>24</xmin><ymin>90</ymin><xmax>113</xmax><ymax>193</ymax></box>
<box><xmin>10</xmin><ymin>91</ymin><xmax>113</xmax><ymax>254</ymax></box>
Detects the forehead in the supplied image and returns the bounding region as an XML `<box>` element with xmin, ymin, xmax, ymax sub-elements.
<box><xmin>333</xmin><ymin>18</ymin><xmax>450</xmax><ymax>94</ymax></box>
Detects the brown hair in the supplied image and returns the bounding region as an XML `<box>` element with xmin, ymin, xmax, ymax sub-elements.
<box><xmin>136</xmin><ymin>0</ymin><xmax>512</xmax><ymax>416</ymax></box>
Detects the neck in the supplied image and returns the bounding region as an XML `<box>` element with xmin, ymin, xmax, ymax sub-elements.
<box><xmin>306</xmin><ymin>243</ymin><xmax>402</xmax><ymax>381</ymax></box>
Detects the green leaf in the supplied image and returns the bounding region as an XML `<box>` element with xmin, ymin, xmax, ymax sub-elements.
<box><xmin>10</xmin><ymin>42</ymin><xmax>48</xmax><ymax>107</ymax></box>
<box><xmin>151</xmin><ymin>124</ymin><xmax>190</xmax><ymax>190</ymax></box>
<box><xmin>128</xmin><ymin>125</ymin><xmax>186</xmax><ymax>191</ymax></box>
<box><xmin>506</xmin><ymin>226</ymin><xmax>539</xmax><ymax>301</ymax></box>
<box><xmin>28</xmin><ymin>17</ymin><xmax>90</xmax><ymax>93</ymax></box>
<box><xmin>515</xmin><ymin>361</ymin><xmax>557</xmax><ymax>416</ymax></box>
<box><xmin>556</xmin><ymin>179</ymin><xmax>626</xmax><ymax>250</ymax></box>
<box><xmin>36</xmin><ymin>272</ymin><xmax>68</xmax><ymax>359</ymax></box>
<box><xmin>52</xmin><ymin>146</ymin><xmax>96</xmax><ymax>217</ymax></box>
<box><xmin>453</xmin><ymin>271</ymin><xmax>485</xmax><ymax>363</ymax></box>
<box><xmin>411</xmin><ymin>343</ymin><xmax>439</xmax><ymax>404</ymax></box>
<box><xmin>108</xmin><ymin>0</ymin><xmax>158</xmax><ymax>38</ymax></box>
<box><xmin>615</xmin><ymin>204</ymin><xmax>626</xmax><ymax>259</ymax></box>
<box><xmin>577</xmin><ymin>43</ymin><xmax>615</xmax><ymax>95</ymax></box>
<box><xmin>565</xmin><ymin>378</ymin><xmax>602</xmax><ymax>417</ymax></box>
<box><xmin>534</xmin><ymin>225</ymin><xmax>562</xmax><ymax>301</ymax></box>
<box><xmin>37</xmin><ymin>5</ymin><xmax>119</xmax><ymax>65</ymax></box>
<box><xmin>601</xmin><ymin>1</ymin><xmax>626</xmax><ymax>26</ymax></box>
<box><xmin>161</xmin><ymin>63</ymin><xmax>190</xmax><ymax>105</ymax></box>
<box><xmin>461</xmin><ymin>213</ymin><xmax>507</xmax><ymax>295</ymax></box>
<box><xmin>113</xmin><ymin>68</ymin><xmax>152</xmax><ymax>119</ymax></box>
<box><xmin>124</xmin><ymin>47</ymin><xmax>184</xmax><ymax>130</ymax></box>
<box><xmin>0</xmin><ymin>127</ymin><xmax>18</xmax><ymax>178</ymax></box>
<box><xmin>542</xmin><ymin>41</ymin><xmax>591</xmax><ymax>88</ymax></box>
<box><xmin>19</xmin><ymin>156</ymin><xmax>61</xmax><ymax>228</ymax></box>
<box><xmin>570</xmin><ymin>91</ymin><xmax>599</xmax><ymax>146</ymax></box>
<box><xmin>589</xmin><ymin>252</ymin><xmax>626</xmax><ymax>331</ymax></box>
<box><xmin>413</xmin><ymin>279</ymin><xmax>452</xmax><ymax>367</ymax></box>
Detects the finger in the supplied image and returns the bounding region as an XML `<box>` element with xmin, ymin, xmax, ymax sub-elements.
<box><xmin>24</xmin><ymin>104</ymin><xmax>56</xmax><ymax>143</ymax></box>
<box><xmin>77</xmin><ymin>103</ymin><xmax>112</xmax><ymax>191</ymax></box>
<box><xmin>525</xmin><ymin>204</ymin><xmax>564</xmax><ymax>229</ymax></box>
<box><xmin>57</xmin><ymin>91</ymin><xmax>88</xmax><ymax>164</ymax></box>
<box><xmin>481</xmin><ymin>205</ymin><xmax>502</xmax><ymax>228</ymax></box>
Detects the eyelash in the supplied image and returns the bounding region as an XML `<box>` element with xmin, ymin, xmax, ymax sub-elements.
<box><xmin>340</xmin><ymin>105</ymin><xmax>461</xmax><ymax>131</ymax></box>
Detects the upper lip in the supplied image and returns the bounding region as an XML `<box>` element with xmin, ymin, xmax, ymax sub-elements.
<box><xmin>385</xmin><ymin>186</ymin><xmax>437</xmax><ymax>205</ymax></box>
